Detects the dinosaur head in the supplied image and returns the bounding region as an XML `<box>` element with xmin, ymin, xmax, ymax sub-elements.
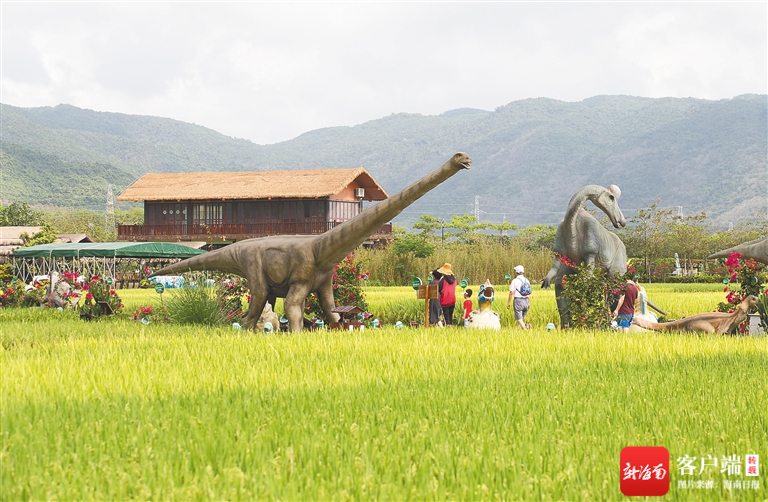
<box><xmin>593</xmin><ymin>184</ymin><xmax>626</xmax><ymax>228</ymax></box>
<box><xmin>741</xmin><ymin>295</ymin><xmax>759</xmax><ymax>313</ymax></box>
<box><xmin>451</xmin><ymin>152</ymin><xmax>472</xmax><ymax>170</ymax></box>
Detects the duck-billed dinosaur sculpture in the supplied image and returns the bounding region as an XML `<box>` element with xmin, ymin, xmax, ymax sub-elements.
<box><xmin>708</xmin><ymin>236</ymin><xmax>768</xmax><ymax>265</ymax></box>
<box><xmin>632</xmin><ymin>295</ymin><xmax>757</xmax><ymax>334</ymax></box>
<box><xmin>540</xmin><ymin>185</ymin><xmax>628</xmax><ymax>327</ymax></box>
<box><xmin>151</xmin><ymin>153</ymin><xmax>472</xmax><ymax>331</ymax></box>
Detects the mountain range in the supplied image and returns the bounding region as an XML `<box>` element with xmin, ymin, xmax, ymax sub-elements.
<box><xmin>1</xmin><ymin>94</ymin><xmax>765</xmax><ymax>227</ymax></box>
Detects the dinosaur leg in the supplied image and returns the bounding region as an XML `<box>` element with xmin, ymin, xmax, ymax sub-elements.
<box><xmin>284</xmin><ymin>283</ymin><xmax>312</xmax><ymax>332</ymax></box>
<box><xmin>317</xmin><ymin>278</ymin><xmax>341</xmax><ymax>324</ymax></box>
<box><xmin>555</xmin><ymin>287</ymin><xmax>568</xmax><ymax>327</ymax></box>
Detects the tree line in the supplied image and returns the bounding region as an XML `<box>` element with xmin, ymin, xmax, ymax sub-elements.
<box><xmin>2</xmin><ymin>199</ymin><xmax>764</xmax><ymax>284</ymax></box>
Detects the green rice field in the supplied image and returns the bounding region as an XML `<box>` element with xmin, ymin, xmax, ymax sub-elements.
<box><xmin>1</xmin><ymin>284</ymin><xmax>766</xmax><ymax>500</ymax></box>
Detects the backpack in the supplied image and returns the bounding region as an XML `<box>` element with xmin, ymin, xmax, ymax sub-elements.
<box><xmin>518</xmin><ymin>278</ymin><xmax>532</xmax><ymax>297</ymax></box>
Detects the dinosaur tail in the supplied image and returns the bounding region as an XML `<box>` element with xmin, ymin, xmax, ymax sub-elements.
<box><xmin>150</xmin><ymin>247</ymin><xmax>243</xmax><ymax>277</ymax></box>
<box><xmin>631</xmin><ymin>316</ymin><xmax>668</xmax><ymax>331</ymax></box>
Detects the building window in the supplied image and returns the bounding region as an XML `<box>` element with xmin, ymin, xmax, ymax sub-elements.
<box><xmin>192</xmin><ymin>203</ymin><xmax>223</xmax><ymax>225</ymax></box>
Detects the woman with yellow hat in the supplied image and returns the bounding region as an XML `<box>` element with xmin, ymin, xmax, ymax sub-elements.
<box><xmin>434</xmin><ymin>263</ymin><xmax>457</xmax><ymax>326</ymax></box>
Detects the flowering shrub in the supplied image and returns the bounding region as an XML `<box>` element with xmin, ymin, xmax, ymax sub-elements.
<box><xmin>560</xmin><ymin>254</ymin><xmax>627</xmax><ymax>329</ymax></box>
<box><xmin>0</xmin><ymin>284</ymin><xmax>24</xmax><ymax>308</ymax></box>
<box><xmin>717</xmin><ymin>252</ymin><xmax>765</xmax><ymax>334</ymax></box>
<box><xmin>77</xmin><ymin>275</ymin><xmax>124</xmax><ymax>317</ymax></box>
<box><xmin>1</xmin><ymin>281</ymin><xmax>57</xmax><ymax>308</ymax></box>
<box><xmin>133</xmin><ymin>305</ymin><xmax>170</xmax><ymax>323</ymax></box>
<box><xmin>215</xmin><ymin>277</ymin><xmax>250</xmax><ymax>321</ymax></box>
<box><xmin>305</xmin><ymin>253</ymin><xmax>369</xmax><ymax>322</ymax></box>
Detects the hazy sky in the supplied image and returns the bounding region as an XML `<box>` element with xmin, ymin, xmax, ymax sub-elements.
<box><xmin>2</xmin><ymin>2</ymin><xmax>766</xmax><ymax>144</ymax></box>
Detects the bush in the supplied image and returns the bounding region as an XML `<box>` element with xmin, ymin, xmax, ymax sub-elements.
<box><xmin>76</xmin><ymin>275</ymin><xmax>124</xmax><ymax>318</ymax></box>
<box><xmin>717</xmin><ymin>253</ymin><xmax>765</xmax><ymax>334</ymax></box>
<box><xmin>214</xmin><ymin>276</ymin><xmax>250</xmax><ymax>322</ymax></box>
<box><xmin>560</xmin><ymin>255</ymin><xmax>627</xmax><ymax>330</ymax></box>
<box><xmin>665</xmin><ymin>274</ymin><xmax>720</xmax><ymax>284</ymax></box>
<box><xmin>165</xmin><ymin>281</ymin><xmax>230</xmax><ymax>326</ymax></box>
<box><xmin>132</xmin><ymin>305</ymin><xmax>170</xmax><ymax>324</ymax></box>
<box><xmin>0</xmin><ymin>264</ymin><xmax>13</xmax><ymax>283</ymax></box>
<box><xmin>306</xmin><ymin>253</ymin><xmax>368</xmax><ymax>322</ymax></box>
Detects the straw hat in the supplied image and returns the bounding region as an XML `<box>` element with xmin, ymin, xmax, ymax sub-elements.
<box><xmin>436</xmin><ymin>263</ymin><xmax>454</xmax><ymax>276</ymax></box>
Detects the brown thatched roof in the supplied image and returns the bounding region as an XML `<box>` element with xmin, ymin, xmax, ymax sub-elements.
<box><xmin>117</xmin><ymin>168</ymin><xmax>388</xmax><ymax>202</ymax></box>
<box><xmin>0</xmin><ymin>226</ymin><xmax>42</xmax><ymax>246</ymax></box>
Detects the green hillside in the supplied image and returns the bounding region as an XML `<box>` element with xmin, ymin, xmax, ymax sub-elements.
<box><xmin>0</xmin><ymin>143</ymin><xmax>137</xmax><ymax>209</ymax></box>
<box><xmin>1</xmin><ymin>95</ymin><xmax>765</xmax><ymax>226</ymax></box>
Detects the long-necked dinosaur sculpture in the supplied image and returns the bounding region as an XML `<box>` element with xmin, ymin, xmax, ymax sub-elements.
<box><xmin>632</xmin><ymin>295</ymin><xmax>758</xmax><ymax>334</ymax></box>
<box><xmin>708</xmin><ymin>236</ymin><xmax>768</xmax><ymax>265</ymax></box>
<box><xmin>151</xmin><ymin>153</ymin><xmax>472</xmax><ymax>331</ymax></box>
<box><xmin>540</xmin><ymin>184</ymin><xmax>628</xmax><ymax>327</ymax></box>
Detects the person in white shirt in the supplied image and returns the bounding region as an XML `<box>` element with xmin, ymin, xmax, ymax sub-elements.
<box><xmin>507</xmin><ymin>265</ymin><xmax>531</xmax><ymax>329</ymax></box>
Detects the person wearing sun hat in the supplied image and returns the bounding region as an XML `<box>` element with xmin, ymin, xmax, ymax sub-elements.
<box><xmin>434</xmin><ymin>262</ymin><xmax>457</xmax><ymax>325</ymax></box>
<box><xmin>507</xmin><ymin>264</ymin><xmax>532</xmax><ymax>329</ymax></box>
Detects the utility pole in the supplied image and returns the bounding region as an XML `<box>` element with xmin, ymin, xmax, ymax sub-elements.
<box><xmin>675</xmin><ymin>206</ymin><xmax>683</xmax><ymax>217</ymax></box>
<box><xmin>474</xmin><ymin>195</ymin><xmax>480</xmax><ymax>222</ymax></box>
<box><xmin>106</xmin><ymin>184</ymin><xmax>115</xmax><ymax>235</ymax></box>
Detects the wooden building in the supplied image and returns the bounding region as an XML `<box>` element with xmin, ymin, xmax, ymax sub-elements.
<box><xmin>116</xmin><ymin>168</ymin><xmax>392</xmax><ymax>246</ymax></box>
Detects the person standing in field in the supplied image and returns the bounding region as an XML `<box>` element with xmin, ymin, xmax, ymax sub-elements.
<box><xmin>436</xmin><ymin>263</ymin><xmax>457</xmax><ymax>326</ymax></box>
<box><xmin>507</xmin><ymin>265</ymin><xmax>532</xmax><ymax>329</ymax></box>
<box><xmin>613</xmin><ymin>276</ymin><xmax>639</xmax><ymax>332</ymax></box>
<box><xmin>429</xmin><ymin>270</ymin><xmax>444</xmax><ymax>327</ymax></box>
<box><xmin>462</xmin><ymin>289</ymin><xmax>473</xmax><ymax>327</ymax></box>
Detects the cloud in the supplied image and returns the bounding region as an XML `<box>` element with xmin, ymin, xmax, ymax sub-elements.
<box><xmin>2</xmin><ymin>2</ymin><xmax>765</xmax><ymax>144</ymax></box>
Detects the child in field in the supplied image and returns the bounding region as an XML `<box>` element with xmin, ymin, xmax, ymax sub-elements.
<box><xmin>462</xmin><ymin>289</ymin><xmax>473</xmax><ymax>327</ymax></box>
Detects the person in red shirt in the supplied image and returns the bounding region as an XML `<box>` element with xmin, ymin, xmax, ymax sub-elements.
<box><xmin>435</xmin><ymin>263</ymin><xmax>457</xmax><ymax>325</ymax></box>
<box><xmin>613</xmin><ymin>278</ymin><xmax>639</xmax><ymax>332</ymax></box>
<box><xmin>462</xmin><ymin>289</ymin><xmax>473</xmax><ymax>327</ymax></box>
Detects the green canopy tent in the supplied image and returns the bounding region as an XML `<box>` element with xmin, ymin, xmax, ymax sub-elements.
<box><xmin>13</xmin><ymin>242</ymin><xmax>205</xmax><ymax>287</ymax></box>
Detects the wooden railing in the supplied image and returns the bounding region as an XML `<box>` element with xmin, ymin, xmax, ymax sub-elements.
<box><xmin>117</xmin><ymin>222</ymin><xmax>393</xmax><ymax>242</ymax></box>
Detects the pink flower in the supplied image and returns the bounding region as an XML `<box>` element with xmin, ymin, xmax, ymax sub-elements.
<box><xmin>730</xmin><ymin>273</ymin><xmax>738</xmax><ymax>281</ymax></box>
<box><xmin>86</xmin><ymin>293</ymin><xmax>94</xmax><ymax>300</ymax></box>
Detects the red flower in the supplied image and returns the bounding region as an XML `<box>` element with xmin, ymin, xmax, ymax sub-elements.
<box><xmin>85</xmin><ymin>293</ymin><xmax>94</xmax><ymax>300</ymax></box>
<box><xmin>558</xmin><ymin>253</ymin><xmax>577</xmax><ymax>268</ymax></box>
